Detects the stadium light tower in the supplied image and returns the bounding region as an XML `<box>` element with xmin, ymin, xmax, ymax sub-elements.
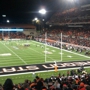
<box><xmin>32</xmin><ymin>17</ymin><xmax>39</xmax><ymax>23</ymax></box>
<box><xmin>39</xmin><ymin>8</ymin><xmax>47</xmax><ymax>62</ymax></box>
<box><xmin>39</xmin><ymin>8</ymin><xmax>46</xmax><ymax>15</ymax></box>
<box><xmin>2</xmin><ymin>15</ymin><xmax>6</xmax><ymax>17</ymax></box>
<box><xmin>32</xmin><ymin>17</ymin><xmax>40</xmax><ymax>31</ymax></box>
<box><xmin>39</xmin><ymin>8</ymin><xmax>46</xmax><ymax>32</ymax></box>
<box><xmin>34</xmin><ymin>17</ymin><xmax>38</xmax><ymax>21</ymax></box>
<box><xmin>2</xmin><ymin>15</ymin><xmax>6</xmax><ymax>23</ymax></box>
<box><xmin>7</xmin><ymin>20</ymin><xmax>10</xmax><ymax>23</ymax></box>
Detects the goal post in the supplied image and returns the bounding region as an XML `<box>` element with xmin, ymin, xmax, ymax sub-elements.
<box><xmin>61</xmin><ymin>33</ymin><xmax>62</xmax><ymax>62</ymax></box>
<box><xmin>45</xmin><ymin>32</ymin><xmax>47</xmax><ymax>62</ymax></box>
<box><xmin>44</xmin><ymin>32</ymin><xmax>63</xmax><ymax>63</ymax></box>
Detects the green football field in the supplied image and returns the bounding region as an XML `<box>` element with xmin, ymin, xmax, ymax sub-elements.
<box><xmin>0</xmin><ymin>40</ymin><xmax>90</xmax><ymax>84</ymax></box>
<box><xmin>0</xmin><ymin>40</ymin><xmax>90</xmax><ymax>67</ymax></box>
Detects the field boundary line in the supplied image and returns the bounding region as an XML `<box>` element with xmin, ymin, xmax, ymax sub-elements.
<box><xmin>0</xmin><ymin>41</ymin><xmax>27</xmax><ymax>65</ymax></box>
<box><xmin>62</xmin><ymin>49</ymin><xmax>90</xmax><ymax>58</ymax></box>
<box><xmin>33</xmin><ymin>41</ymin><xmax>90</xmax><ymax>59</ymax></box>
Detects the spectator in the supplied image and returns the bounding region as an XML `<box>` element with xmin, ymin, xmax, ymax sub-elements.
<box><xmin>35</xmin><ymin>76</ymin><xmax>43</xmax><ymax>90</ymax></box>
<box><xmin>3</xmin><ymin>78</ymin><xmax>13</xmax><ymax>90</ymax></box>
<box><xmin>86</xmin><ymin>85</ymin><xmax>90</xmax><ymax>90</ymax></box>
<box><xmin>78</xmin><ymin>82</ymin><xmax>86</xmax><ymax>90</ymax></box>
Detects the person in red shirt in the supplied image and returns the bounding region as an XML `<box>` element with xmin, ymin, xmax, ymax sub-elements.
<box><xmin>78</xmin><ymin>82</ymin><xmax>86</xmax><ymax>90</ymax></box>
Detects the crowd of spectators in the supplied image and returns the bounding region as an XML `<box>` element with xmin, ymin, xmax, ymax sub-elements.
<box><xmin>40</xmin><ymin>27</ymin><xmax>90</xmax><ymax>48</ymax></box>
<box><xmin>0</xmin><ymin>69</ymin><xmax>90</xmax><ymax>90</ymax></box>
<box><xmin>0</xmin><ymin>31</ymin><xmax>26</xmax><ymax>40</ymax></box>
<box><xmin>47</xmin><ymin>5</ymin><xmax>90</xmax><ymax>24</ymax></box>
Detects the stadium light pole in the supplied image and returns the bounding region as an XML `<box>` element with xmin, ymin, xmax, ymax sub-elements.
<box><xmin>7</xmin><ymin>20</ymin><xmax>10</xmax><ymax>23</ymax></box>
<box><xmin>32</xmin><ymin>17</ymin><xmax>40</xmax><ymax>31</ymax></box>
<box><xmin>34</xmin><ymin>17</ymin><xmax>38</xmax><ymax>21</ymax></box>
<box><xmin>39</xmin><ymin>8</ymin><xmax>46</xmax><ymax>32</ymax></box>
<box><xmin>2</xmin><ymin>15</ymin><xmax>6</xmax><ymax>40</ymax></box>
<box><xmin>2</xmin><ymin>15</ymin><xmax>6</xmax><ymax>23</ymax></box>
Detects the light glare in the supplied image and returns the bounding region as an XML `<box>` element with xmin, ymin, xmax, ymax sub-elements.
<box><xmin>2</xmin><ymin>15</ymin><xmax>6</xmax><ymax>17</ymax></box>
<box><xmin>7</xmin><ymin>20</ymin><xmax>10</xmax><ymax>23</ymax></box>
<box><xmin>68</xmin><ymin>0</ymin><xmax>74</xmax><ymax>2</ymax></box>
<box><xmin>34</xmin><ymin>17</ymin><xmax>38</xmax><ymax>21</ymax></box>
<box><xmin>39</xmin><ymin>9</ymin><xmax>46</xmax><ymax>15</ymax></box>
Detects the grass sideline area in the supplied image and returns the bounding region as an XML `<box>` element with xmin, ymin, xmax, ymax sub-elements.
<box><xmin>0</xmin><ymin>40</ymin><xmax>90</xmax><ymax>84</ymax></box>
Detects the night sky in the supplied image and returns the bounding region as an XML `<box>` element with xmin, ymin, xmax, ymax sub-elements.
<box><xmin>0</xmin><ymin>0</ymin><xmax>90</xmax><ymax>24</ymax></box>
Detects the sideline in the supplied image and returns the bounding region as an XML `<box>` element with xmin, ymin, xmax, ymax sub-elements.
<box><xmin>33</xmin><ymin>41</ymin><xmax>90</xmax><ymax>59</ymax></box>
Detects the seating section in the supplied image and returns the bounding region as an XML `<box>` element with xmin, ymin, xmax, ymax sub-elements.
<box><xmin>1</xmin><ymin>69</ymin><xmax>90</xmax><ymax>90</ymax></box>
<box><xmin>0</xmin><ymin>31</ymin><xmax>26</xmax><ymax>40</ymax></box>
<box><xmin>47</xmin><ymin>5</ymin><xmax>90</xmax><ymax>24</ymax></box>
<box><xmin>40</xmin><ymin>27</ymin><xmax>90</xmax><ymax>47</ymax></box>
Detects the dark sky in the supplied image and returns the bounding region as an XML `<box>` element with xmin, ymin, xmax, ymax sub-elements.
<box><xmin>0</xmin><ymin>0</ymin><xmax>59</xmax><ymax>24</ymax></box>
<box><xmin>0</xmin><ymin>0</ymin><xmax>90</xmax><ymax>24</ymax></box>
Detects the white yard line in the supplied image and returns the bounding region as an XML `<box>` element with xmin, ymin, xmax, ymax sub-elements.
<box><xmin>0</xmin><ymin>42</ymin><xmax>27</xmax><ymax>65</ymax></box>
<box><xmin>33</xmin><ymin>41</ymin><xmax>90</xmax><ymax>59</ymax></box>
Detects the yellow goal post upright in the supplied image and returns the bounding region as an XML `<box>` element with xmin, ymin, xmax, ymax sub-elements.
<box><xmin>44</xmin><ymin>32</ymin><xmax>63</xmax><ymax>63</ymax></box>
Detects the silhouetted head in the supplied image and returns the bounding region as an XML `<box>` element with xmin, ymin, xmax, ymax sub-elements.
<box><xmin>3</xmin><ymin>78</ymin><xmax>13</xmax><ymax>90</ymax></box>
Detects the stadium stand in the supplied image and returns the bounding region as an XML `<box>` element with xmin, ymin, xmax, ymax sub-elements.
<box><xmin>0</xmin><ymin>31</ymin><xmax>26</xmax><ymax>40</ymax></box>
<box><xmin>0</xmin><ymin>70</ymin><xmax>90</xmax><ymax>90</ymax></box>
<box><xmin>0</xmin><ymin>1</ymin><xmax>90</xmax><ymax>90</ymax></box>
<box><xmin>35</xmin><ymin>26</ymin><xmax>90</xmax><ymax>56</ymax></box>
<box><xmin>47</xmin><ymin>4</ymin><xmax>90</xmax><ymax>25</ymax></box>
<box><xmin>36</xmin><ymin>4</ymin><xmax>90</xmax><ymax>56</ymax></box>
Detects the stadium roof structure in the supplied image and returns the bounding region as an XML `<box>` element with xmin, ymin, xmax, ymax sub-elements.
<box><xmin>0</xmin><ymin>24</ymin><xmax>36</xmax><ymax>29</ymax></box>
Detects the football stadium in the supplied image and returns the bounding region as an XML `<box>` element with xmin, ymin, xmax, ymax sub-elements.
<box><xmin>0</xmin><ymin>0</ymin><xmax>90</xmax><ymax>90</ymax></box>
